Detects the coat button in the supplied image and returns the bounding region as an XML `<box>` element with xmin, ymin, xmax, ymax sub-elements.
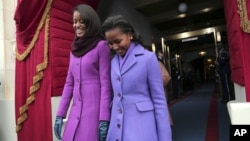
<box><xmin>118</xmin><ymin>93</ymin><xmax>121</xmax><ymax>97</ymax></box>
<box><xmin>116</xmin><ymin>139</ymin><xmax>119</xmax><ymax>141</ymax></box>
<box><xmin>117</xmin><ymin>77</ymin><xmax>120</xmax><ymax>81</ymax></box>
<box><xmin>118</xmin><ymin>109</ymin><xmax>122</xmax><ymax>113</ymax></box>
<box><xmin>117</xmin><ymin>123</ymin><xmax>121</xmax><ymax>128</ymax></box>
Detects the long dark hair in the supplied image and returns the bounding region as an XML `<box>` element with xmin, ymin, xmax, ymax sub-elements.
<box><xmin>73</xmin><ymin>4</ymin><xmax>101</xmax><ymax>36</ymax></box>
<box><xmin>101</xmin><ymin>15</ymin><xmax>144</xmax><ymax>45</ymax></box>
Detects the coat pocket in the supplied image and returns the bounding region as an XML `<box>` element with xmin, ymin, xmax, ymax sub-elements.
<box><xmin>136</xmin><ymin>101</ymin><xmax>154</xmax><ymax>112</ymax></box>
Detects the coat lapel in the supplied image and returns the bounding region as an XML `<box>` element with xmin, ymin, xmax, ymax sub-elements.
<box><xmin>121</xmin><ymin>44</ymin><xmax>144</xmax><ymax>75</ymax></box>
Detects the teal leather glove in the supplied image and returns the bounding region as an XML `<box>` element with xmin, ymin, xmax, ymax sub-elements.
<box><xmin>54</xmin><ymin>116</ymin><xmax>63</xmax><ymax>140</ymax></box>
<box><xmin>98</xmin><ymin>121</ymin><xmax>110</xmax><ymax>141</ymax></box>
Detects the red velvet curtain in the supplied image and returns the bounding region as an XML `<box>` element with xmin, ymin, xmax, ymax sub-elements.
<box><xmin>223</xmin><ymin>0</ymin><xmax>250</xmax><ymax>101</ymax></box>
<box><xmin>14</xmin><ymin>0</ymin><xmax>100</xmax><ymax>141</ymax></box>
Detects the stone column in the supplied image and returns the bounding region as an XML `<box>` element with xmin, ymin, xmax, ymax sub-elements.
<box><xmin>0</xmin><ymin>0</ymin><xmax>18</xmax><ymax>141</ymax></box>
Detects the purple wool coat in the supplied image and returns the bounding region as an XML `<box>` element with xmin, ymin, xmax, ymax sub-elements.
<box><xmin>107</xmin><ymin>43</ymin><xmax>172</xmax><ymax>141</ymax></box>
<box><xmin>56</xmin><ymin>40</ymin><xmax>112</xmax><ymax>141</ymax></box>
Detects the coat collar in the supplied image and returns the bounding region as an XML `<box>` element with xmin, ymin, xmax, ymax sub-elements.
<box><xmin>112</xmin><ymin>43</ymin><xmax>144</xmax><ymax>75</ymax></box>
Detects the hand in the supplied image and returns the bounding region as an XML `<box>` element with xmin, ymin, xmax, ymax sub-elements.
<box><xmin>177</xmin><ymin>75</ymin><xmax>181</xmax><ymax>80</ymax></box>
<box><xmin>54</xmin><ymin>116</ymin><xmax>63</xmax><ymax>140</ymax></box>
<box><xmin>98</xmin><ymin>121</ymin><xmax>110</xmax><ymax>141</ymax></box>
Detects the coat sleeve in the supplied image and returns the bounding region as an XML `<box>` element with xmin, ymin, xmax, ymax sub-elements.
<box><xmin>98</xmin><ymin>41</ymin><xmax>112</xmax><ymax>121</ymax></box>
<box><xmin>56</xmin><ymin>55</ymin><xmax>74</xmax><ymax>118</ymax></box>
<box><xmin>147</xmin><ymin>53</ymin><xmax>172</xmax><ymax>141</ymax></box>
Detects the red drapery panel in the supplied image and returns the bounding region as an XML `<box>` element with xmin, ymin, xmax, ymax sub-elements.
<box><xmin>223</xmin><ymin>0</ymin><xmax>250</xmax><ymax>101</ymax></box>
<box><xmin>14</xmin><ymin>0</ymin><xmax>100</xmax><ymax>141</ymax></box>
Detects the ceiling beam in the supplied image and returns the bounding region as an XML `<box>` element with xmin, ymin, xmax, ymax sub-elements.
<box><xmin>163</xmin><ymin>25</ymin><xmax>225</xmax><ymax>40</ymax></box>
<box><xmin>148</xmin><ymin>1</ymin><xmax>223</xmax><ymax>24</ymax></box>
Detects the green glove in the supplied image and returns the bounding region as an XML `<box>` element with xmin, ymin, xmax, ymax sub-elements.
<box><xmin>98</xmin><ymin>120</ymin><xmax>110</xmax><ymax>141</ymax></box>
<box><xmin>54</xmin><ymin>116</ymin><xmax>63</xmax><ymax>140</ymax></box>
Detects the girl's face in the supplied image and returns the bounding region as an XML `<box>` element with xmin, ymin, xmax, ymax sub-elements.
<box><xmin>73</xmin><ymin>11</ymin><xmax>87</xmax><ymax>37</ymax></box>
<box><xmin>104</xmin><ymin>27</ymin><xmax>132</xmax><ymax>56</ymax></box>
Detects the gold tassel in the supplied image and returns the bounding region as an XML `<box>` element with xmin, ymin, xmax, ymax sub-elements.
<box><xmin>237</xmin><ymin>0</ymin><xmax>250</xmax><ymax>33</ymax></box>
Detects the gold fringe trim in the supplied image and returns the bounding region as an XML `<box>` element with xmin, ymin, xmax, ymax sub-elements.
<box><xmin>33</xmin><ymin>72</ymin><xmax>44</xmax><ymax>84</ymax></box>
<box><xmin>15</xmin><ymin>0</ymin><xmax>52</xmax><ymax>61</ymax></box>
<box><xmin>237</xmin><ymin>0</ymin><xmax>250</xmax><ymax>33</ymax></box>
<box><xmin>16</xmin><ymin>0</ymin><xmax>52</xmax><ymax>132</ymax></box>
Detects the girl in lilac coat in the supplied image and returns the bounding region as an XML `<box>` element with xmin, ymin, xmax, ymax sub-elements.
<box><xmin>101</xmin><ymin>15</ymin><xmax>172</xmax><ymax>141</ymax></box>
<box><xmin>54</xmin><ymin>4</ymin><xmax>112</xmax><ymax>141</ymax></box>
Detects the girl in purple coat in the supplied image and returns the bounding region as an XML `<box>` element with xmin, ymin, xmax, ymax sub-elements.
<box><xmin>53</xmin><ymin>4</ymin><xmax>112</xmax><ymax>141</ymax></box>
<box><xmin>101</xmin><ymin>15</ymin><xmax>172</xmax><ymax>141</ymax></box>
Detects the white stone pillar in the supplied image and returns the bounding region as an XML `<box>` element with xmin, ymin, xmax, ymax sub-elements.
<box><xmin>0</xmin><ymin>0</ymin><xmax>17</xmax><ymax>141</ymax></box>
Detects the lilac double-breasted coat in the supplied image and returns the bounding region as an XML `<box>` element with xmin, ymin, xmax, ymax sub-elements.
<box><xmin>56</xmin><ymin>40</ymin><xmax>112</xmax><ymax>141</ymax></box>
<box><xmin>107</xmin><ymin>43</ymin><xmax>172</xmax><ymax>141</ymax></box>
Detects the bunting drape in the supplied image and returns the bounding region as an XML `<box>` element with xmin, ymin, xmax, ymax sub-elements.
<box><xmin>223</xmin><ymin>0</ymin><xmax>250</xmax><ymax>101</ymax></box>
<box><xmin>14</xmin><ymin>0</ymin><xmax>100</xmax><ymax>140</ymax></box>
